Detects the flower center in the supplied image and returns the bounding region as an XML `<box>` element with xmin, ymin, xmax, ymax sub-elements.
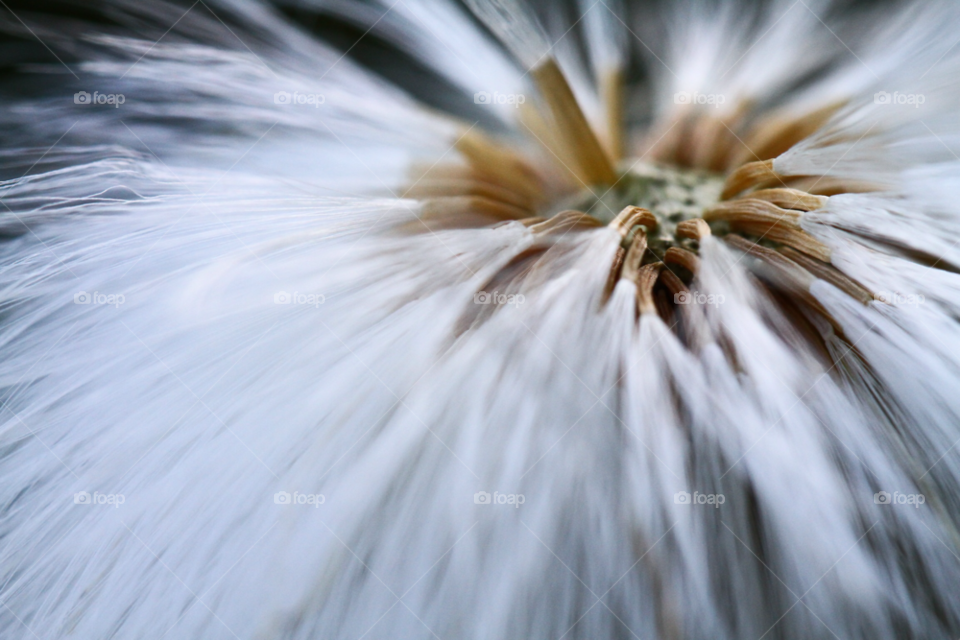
<box><xmin>567</xmin><ymin>164</ymin><xmax>725</xmax><ymax>261</ymax></box>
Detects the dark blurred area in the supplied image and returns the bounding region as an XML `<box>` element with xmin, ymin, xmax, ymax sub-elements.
<box><xmin>0</xmin><ymin>0</ymin><xmax>902</xmax><ymax>180</ymax></box>
<box><xmin>0</xmin><ymin>0</ymin><xmax>901</xmax><ymax>107</ymax></box>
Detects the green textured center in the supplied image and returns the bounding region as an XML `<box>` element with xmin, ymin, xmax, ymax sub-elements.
<box><xmin>563</xmin><ymin>163</ymin><xmax>725</xmax><ymax>259</ymax></box>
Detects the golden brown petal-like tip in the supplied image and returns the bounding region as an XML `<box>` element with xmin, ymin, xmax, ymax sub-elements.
<box><xmin>600</xmin><ymin>67</ymin><xmax>624</xmax><ymax>162</ymax></box>
<box><xmin>455</xmin><ymin>130</ymin><xmax>545</xmax><ymax>204</ymax></box>
<box><xmin>704</xmin><ymin>199</ymin><xmax>803</xmax><ymax>228</ymax></box>
<box><xmin>784</xmin><ymin>176</ymin><xmax>882</xmax><ymax>197</ymax></box>
<box><xmin>686</xmin><ymin>105</ymin><xmax>753</xmax><ymax>172</ymax></box>
<box><xmin>620</xmin><ymin>229</ymin><xmax>648</xmax><ymax>284</ymax></box>
<box><xmin>705</xmin><ymin>200</ymin><xmax>831</xmax><ymax>262</ymax></box>
<box><xmin>665</xmin><ymin>247</ymin><xmax>700</xmax><ymax>274</ymax></box>
<box><xmin>660</xmin><ymin>270</ymin><xmax>712</xmax><ymax>350</ymax></box>
<box><xmin>419</xmin><ymin>196</ymin><xmax>529</xmax><ymax>227</ymax></box>
<box><xmin>733</xmin><ymin>101</ymin><xmax>845</xmax><ymax>167</ymax></box>
<box><xmin>676</xmin><ymin>218</ymin><xmax>712</xmax><ymax>241</ymax></box>
<box><xmin>403</xmin><ymin>178</ymin><xmax>535</xmax><ymax>212</ymax></box>
<box><xmin>517</xmin><ymin>101</ymin><xmax>581</xmax><ymax>185</ymax></box>
<box><xmin>610</xmin><ymin>205</ymin><xmax>657</xmax><ymax>238</ymax></box>
<box><xmin>742</xmin><ymin>188</ymin><xmax>828</xmax><ymax>212</ymax></box>
<box><xmin>724</xmin><ymin>235</ymin><xmax>854</xmax><ymax>337</ymax></box>
<box><xmin>637</xmin><ymin>114</ymin><xmax>687</xmax><ymax>166</ymax></box>
<box><xmin>529</xmin><ymin>210</ymin><xmax>603</xmax><ymax>234</ymax></box>
<box><xmin>778</xmin><ymin>247</ymin><xmax>875</xmax><ymax>304</ymax></box>
<box><xmin>724</xmin><ymin>234</ymin><xmax>816</xmax><ymax>296</ymax></box>
<box><xmin>658</xmin><ymin>269</ymin><xmax>686</xmax><ymax>296</ymax></box>
<box><xmin>720</xmin><ymin>159</ymin><xmax>780</xmax><ymax>200</ymax></box>
<box><xmin>602</xmin><ymin>246</ymin><xmax>626</xmax><ymax>305</ymax></box>
<box><xmin>634</xmin><ymin>263</ymin><xmax>662</xmax><ymax>316</ymax></box>
<box><xmin>518</xmin><ymin>216</ymin><xmax>548</xmax><ymax>226</ymax></box>
<box><xmin>737</xmin><ymin>223</ymin><xmax>832</xmax><ymax>262</ymax></box>
<box><xmin>618</xmin><ymin>230</ymin><xmax>657</xmax><ymax>317</ymax></box>
<box><xmin>531</xmin><ymin>59</ymin><xmax>617</xmax><ymax>186</ymax></box>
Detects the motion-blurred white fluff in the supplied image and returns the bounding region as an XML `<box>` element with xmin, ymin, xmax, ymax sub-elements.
<box><xmin>1</xmin><ymin>0</ymin><xmax>960</xmax><ymax>637</ymax></box>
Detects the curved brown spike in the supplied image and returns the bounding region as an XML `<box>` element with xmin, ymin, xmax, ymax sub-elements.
<box><xmin>620</xmin><ymin>230</ymin><xmax>648</xmax><ymax>284</ymax></box>
<box><xmin>672</xmin><ymin>113</ymin><xmax>703</xmax><ymax>169</ymax></box>
<box><xmin>688</xmin><ymin>115</ymin><xmax>731</xmax><ymax>170</ymax></box>
<box><xmin>406</xmin><ymin>162</ymin><xmax>469</xmax><ymax>185</ymax></box>
<box><xmin>731</xmin><ymin>221</ymin><xmax>831</xmax><ymax>262</ymax></box>
<box><xmin>600</xmin><ymin>67</ymin><xmax>625</xmax><ymax>162</ymax></box>
<box><xmin>518</xmin><ymin>217</ymin><xmax>548</xmax><ymax>226</ymax></box>
<box><xmin>659</xmin><ymin>270</ymin><xmax>713</xmax><ymax>352</ymax></box>
<box><xmin>809</xmin><ymin>181</ymin><xmax>881</xmax><ymax>196</ymax></box>
<box><xmin>704</xmin><ymin>199</ymin><xmax>803</xmax><ymax>228</ymax></box>
<box><xmin>665</xmin><ymin>247</ymin><xmax>700</xmax><ymax>274</ymax></box>
<box><xmin>403</xmin><ymin>179</ymin><xmax>535</xmax><ymax>211</ymax></box>
<box><xmin>685</xmin><ymin>104</ymin><xmax>753</xmax><ymax>172</ymax></box>
<box><xmin>743</xmin><ymin>188</ymin><xmax>828</xmax><ymax>212</ymax></box>
<box><xmin>726</xmin><ymin>221</ymin><xmax>832</xmax><ymax>262</ymax></box>
<box><xmin>676</xmin><ymin>218</ymin><xmax>712</xmax><ymax>241</ymax></box>
<box><xmin>455</xmin><ymin>130</ymin><xmax>545</xmax><ymax>204</ymax></box>
<box><xmin>654</xmin><ymin>288</ymin><xmax>674</xmax><ymax>324</ymax></box>
<box><xmin>783</xmin><ymin>176</ymin><xmax>882</xmax><ymax>197</ymax></box>
<box><xmin>638</xmin><ymin>114</ymin><xmax>688</xmax><ymax>166</ymax></box>
<box><xmin>732</xmin><ymin>101</ymin><xmax>845</xmax><ymax>167</ymax></box>
<box><xmin>721</xmin><ymin>160</ymin><xmax>781</xmax><ymax>200</ymax></box>
<box><xmin>659</xmin><ymin>269</ymin><xmax>686</xmax><ymax>296</ymax></box>
<box><xmin>723</xmin><ymin>234</ymin><xmax>816</xmax><ymax>295</ymax></box>
<box><xmin>610</xmin><ymin>205</ymin><xmax>658</xmax><ymax>238</ymax></box>
<box><xmin>602</xmin><ymin>246</ymin><xmax>626</xmax><ymax>305</ymax></box>
<box><xmin>724</xmin><ymin>234</ymin><xmax>845</xmax><ymax>332</ymax></box>
<box><xmin>706</xmin><ymin>100</ymin><xmax>756</xmax><ymax>171</ymax></box>
<box><xmin>531</xmin><ymin>59</ymin><xmax>617</xmax><ymax>186</ymax></box>
<box><xmin>635</xmin><ymin>263</ymin><xmax>663</xmax><ymax>316</ymax></box>
<box><xmin>419</xmin><ymin>196</ymin><xmax>529</xmax><ymax>227</ymax></box>
<box><xmin>704</xmin><ymin>198</ymin><xmax>832</xmax><ymax>262</ymax></box>
<box><xmin>529</xmin><ymin>210</ymin><xmax>603</xmax><ymax>234</ymax></box>
<box><xmin>519</xmin><ymin>101</ymin><xmax>581</xmax><ymax>186</ymax></box>
<box><xmin>778</xmin><ymin>246</ymin><xmax>874</xmax><ymax>304</ymax></box>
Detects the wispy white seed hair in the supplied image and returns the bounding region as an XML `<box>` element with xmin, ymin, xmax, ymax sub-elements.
<box><xmin>1</xmin><ymin>1</ymin><xmax>960</xmax><ymax>639</ymax></box>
